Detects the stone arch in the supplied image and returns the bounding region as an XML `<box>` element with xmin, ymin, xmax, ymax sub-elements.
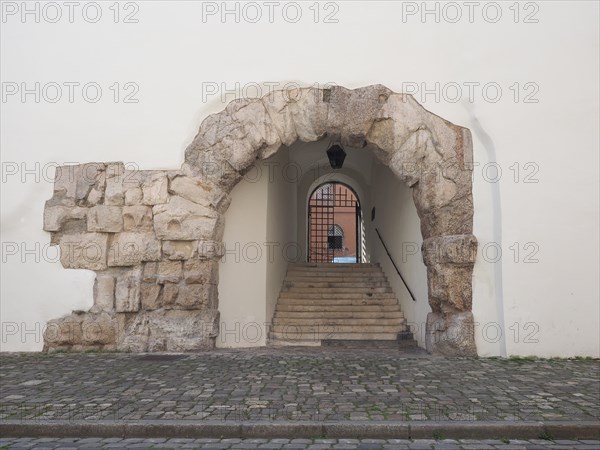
<box><xmin>43</xmin><ymin>84</ymin><xmax>478</xmax><ymax>356</ymax></box>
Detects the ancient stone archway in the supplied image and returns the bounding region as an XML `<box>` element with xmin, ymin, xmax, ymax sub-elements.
<box><xmin>43</xmin><ymin>84</ymin><xmax>478</xmax><ymax>356</ymax></box>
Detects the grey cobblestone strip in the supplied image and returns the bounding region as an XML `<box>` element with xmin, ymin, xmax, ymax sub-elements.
<box><xmin>1</xmin><ymin>350</ymin><xmax>598</xmax><ymax>423</ymax></box>
<box><xmin>1</xmin><ymin>437</ymin><xmax>600</xmax><ymax>449</ymax></box>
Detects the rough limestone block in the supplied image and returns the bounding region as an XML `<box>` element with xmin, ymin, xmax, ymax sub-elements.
<box><xmin>383</xmin><ymin>128</ymin><xmax>435</xmax><ymax>187</ymax></box>
<box><xmin>141</xmin><ymin>172</ymin><xmax>169</xmax><ymax>205</ymax></box>
<box><xmin>153</xmin><ymin>195</ymin><xmax>219</xmax><ymax>241</ymax></box>
<box><xmin>183</xmin><ymin>259</ymin><xmax>218</xmax><ymax>284</ymax></box>
<box><xmin>59</xmin><ymin>233</ymin><xmax>109</xmax><ymax>271</ymax></box>
<box><xmin>92</xmin><ymin>274</ymin><xmax>115</xmax><ymax>313</ymax></box>
<box><xmin>169</xmin><ymin>174</ymin><xmax>232</xmax><ymax>214</ymax></box>
<box><xmin>175</xmin><ymin>284</ymin><xmax>216</xmax><ymax>310</ymax></box>
<box><xmin>426</xmin><ymin>262</ymin><xmax>475</xmax><ymax>312</ymax></box>
<box><xmin>118</xmin><ymin>309</ymin><xmax>219</xmax><ymax>352</ymax></box>
<box><xmin>156</xmin><ymin>261</ymin><xmax>182</xmax><ymax>284</ymax></box>
<box><xmin>75</xmin><ymin>163</ymin><xmax>105</xmax><ymax>205</ymax></box>
<box><xmin>197</xmin><ymin>240</ymin><xmax>225</xmax><ymax>259</ymax></box>
<box><xmin>122</xmin><ymin>205</ymin><xmax>153</xmax><ymax>231</ymax></box>
<box><xmin>43</xmin><ymin>311</ymin><xmax>119</xmax><ymax>349</ymax></box>
<box><xmin>417</xmin><ymin>195</ymin><xmax>474</xmax><ymax>239</ymax></box>
<box><xmin>43</xmin><ymin>314</ymin><xmax>83</xmax><ymax>347</ymax></box>
<box><xmin>366</xmin><ymin>93</ymin><xmax>427</xmax><ymax>165</ymax></box>
<box><xmin>115</xmin><ymin>267</ymin><xmax>142</xmax><ymax>312</ymax></box>
<box><xmin>287</xmin><ymin>87</ymin><xmax>329</xmax><ymax>142</ymax></box>
<box><xmin>174</xmin><ymin>284</ymin><xmax>205</xmax><ymax>309</ymax></box>
<box><xmin>185</xmin><ymin>98</ymin><xmax>281</xmax><ymax>173</ymax></box>
<box><xmin>85</xmin><ymin>170</ymin><xmax>106</xmax><ymax>206</ymax></box>
<box><xmin>141</xmin><ymin>283</ymin><xmax>162</xmax><ymax>311</ymax></box>
<box><xmin>80</xmin><ymin>312</ymin><xmax>119</xmax><ymax>346</ymax></box>
<box><xmin>108</xmin><ymin>232</ymin><xmax>161</xmax><ymax>266</ymax></box>
<box><xmin>225</xmin><ymin>98</ymin><xmax>282</xmax><ymax>162</ymax></box>
<box><xmin>162</xmin><ymin>240</ymin><xmax>198</xmax><ymax>260</ymax></box>
<box><xmin>327</xmin><ymin>85</ymin><xmax>393</xmax><ymax>148</ymax></box>
<box><xmin>169</xmin><ymin>175</ymin><xmax>220</xmax><ymax>206</ymax></box>
<box><xmin>161</xmin><ymin>284</ymin><xmax>179</xmax><ymax>307</ymax></box>
<box><xmin>53</xmin><ymin>165</ymin><xmax>79</xmax><ymax>202</ymax></box>
<box><xmin>422</xmin><ymin>234</ymin><xmax>478</xmax><ymax>266</ymax></box>
<box><xmin>261</xmin><ymin>89</ymin><xmax>298</xmax><ymax>146</ymax></box>
<box><xmin>425</xmin><ymin>311</ymin><xmax>477</xmax><ymax>357</ymax></box>
<box><xmin>43</xmin><ymin>205</ymin><xmax>87</xmax><ymax>232</ymax></box>
<box><xmin>142</xmin><ymin>262</ymin><xmax>158</xmax><ymax>283</ymax></box>
<box><xmin>124</xmin><ymin>185</ymin><xmax>143</xmax><ymax>205</ymax></box>
<box><xmin>87</xmin><ymin>205</ymin><xmax>123</xmax><ymax>232</ymax></box>
<box><xmin>104</xmin><ymin>163</ymin><xmax>126</xmax><ymax>206</ymax></box>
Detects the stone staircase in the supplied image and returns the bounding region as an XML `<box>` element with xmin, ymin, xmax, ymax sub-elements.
<box><xmin>269</xmin><ymin>262</ymin><xmax>416</xmax><ymax>348</ymax></box>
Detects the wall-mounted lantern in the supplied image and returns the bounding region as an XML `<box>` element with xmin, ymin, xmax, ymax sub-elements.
<box><xmin>326</xmin><ymin>142</ymin><xmax>346</xmax><ymax>169</ymax></box>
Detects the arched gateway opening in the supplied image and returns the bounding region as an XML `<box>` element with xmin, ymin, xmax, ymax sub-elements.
<box><xmin>43</xmin><ymin>84</ymin><xmax>478</xmax><ymax>356</ymax></box>
<box><xmin>308</xmin><ymin>182</ymin><xmax>363</xmax><ymax>263</ymax></box>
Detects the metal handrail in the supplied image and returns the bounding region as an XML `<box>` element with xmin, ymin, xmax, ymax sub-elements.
<box><xmin>375</xmin><ymin>228</ymin><xmax>417</xmax><ymax>302</ymax></box>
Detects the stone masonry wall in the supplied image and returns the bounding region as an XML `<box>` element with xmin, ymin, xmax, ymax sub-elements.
<box><xmin>43</xmin><ymin>165</ymin><xmax>228</xmax><ymax>351</ymax></box>
<box><xmin>43</xmin><ymin>84</ymin><xmax>478</xmax><ymax>356</ymax></box>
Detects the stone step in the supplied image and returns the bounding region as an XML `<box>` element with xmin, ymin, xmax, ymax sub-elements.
<box><xmin>291</xmin><ymin>263</ymin><xmax>378</xmax><ymax>268</ymax></box>
<box><xmin>272</xmin><ymin>324</ymin><xmax>404</xmax><ymax>333</ymax></box>
<box><xmin>279</xmin><ymin>292</ymin><xmax>397</xmax><ymax>299</ymax></box>
<box><xmin>270</xmin><ymin>331</ymin><xmax>401</xmax><ymax>341</ymax></box>
<box><xmin>322</xmin><ymin>339</ymin><xmax>403</xmax><ymax>349</ymax></box>
<box><xmin>272</xmin><ymin>317</ymin><xmax>405</xmax><ymax>326</ymax></box>
<box><xmin>276</xmin><ymin>304</ymin><xmax>401</xmax><ymax>313</ymax></box>
<box><xmin>288</xmin><ymin>266</ymin><xmax>384</xmax><ymax>273</ymax></box>
<box><xmin>287</xmin><ymin>269</ymin><xmax>383</xmax><ymax>276</ymax></box>
<box><xmin>270</xmin><ymin>262</ymin><xmax>411</xmax><ymax>347</ymax></box>
<box><xmin>285</xmin><ymin>276</ymin><xmax>387</xmax><ymax>283</ymax></box>
<box><xmin>268</xmin><ymin>338</ymin><xmax>322</xmax><ymax>347</ymax></box>
<box><xmin>397</xmin><ymin>330</ymin><xmax>418</xmax><ymax>345</ymax></box>
<box><xmin>277</xmin><ymin>298</ymin><xmax>399</xmax><ymax>306</ymax></box>
<box><xmin>283</xmin><ymin>281</ymin><xmax>389</xmax><ymax>288</ymax></box>
<box><xmin>281</xmin><ymin>287</ymin><xmax>392</xmax><ymax>294</ymax></box>
<box><xmin>274</xmin><ymin>311</ymin><xmax>404</xmax><ymax>319</ymax></box>
<box><xmin>288</xmin><ymin>267</ymin><xmax>382</xmax><ymax>273</ymax></box>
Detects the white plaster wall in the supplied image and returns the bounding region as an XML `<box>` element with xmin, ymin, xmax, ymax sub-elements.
<box><xmin>1</xmin><ymin>1</ymin><xmax>598</xmax><ymax>356</ymax></box>
<box><xmin>218</xmin><ymin>153</ymin><xmax>297</xmax><ymax>348</ymax></box>
<box><xmin>217</xmin><ymin>163</ymin><xmax>269</xmax><ymax>348</ymax></box>
<box><xmin>265</xmin><ymin>149</ymin><xmax>297</xmax><ymax>331</ymax></box>
<box><xmin>367</xmin><ymin>162</ymin><xmax>430</xmax><ymax>349</ymax></box>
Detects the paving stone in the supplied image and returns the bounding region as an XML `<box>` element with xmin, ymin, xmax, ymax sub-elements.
<box><xmin>6</xmin><ymin>438</ymin><xmax>600</xmax><ymax>449</ymax></box>
<box><xmin>457</xmin><ymin>445</ymin><xmax>494</xmax><ymax>449</ymax></box>
<box><xmin>0</xmin><ymin>350</ymin><xmax>598</xmax><ymax>445</ymax></box>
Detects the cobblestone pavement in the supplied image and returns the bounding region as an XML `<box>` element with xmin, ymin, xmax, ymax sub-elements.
<box><xmin>1</xmin><ymin>437</ymin><xmax>600</xmax><ymax>449</ymax></box>
<box><xmin>1</xmin><ymin>349</ymin><xmax>598</xmax><ymax>423</ymax></box>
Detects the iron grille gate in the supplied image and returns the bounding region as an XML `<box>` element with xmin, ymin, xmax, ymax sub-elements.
<box><xmin>308</xmin><ymin>183</ymin><xmax>361</xmax><ymax>263</ymax></box>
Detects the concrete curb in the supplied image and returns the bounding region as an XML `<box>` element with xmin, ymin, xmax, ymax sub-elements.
<box><xmin>1</xmin><ymin>420</ymin><xmax>599</xmax><ymax>440</ymax></box>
